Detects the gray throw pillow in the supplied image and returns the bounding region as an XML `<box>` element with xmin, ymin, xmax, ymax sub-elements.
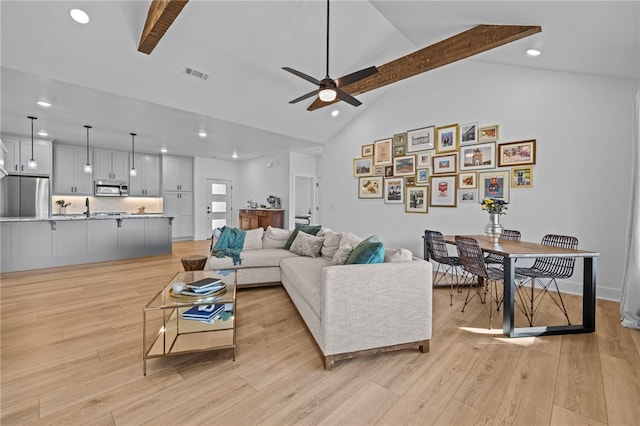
<box><xmin>289</xmin><ymin>231</ymin><xmax>324</xmax><ymax>258</ymax></box>
<box><xmin>331</xmin><ymin>232</ymin><xmax>363</xmax><ymax>265</ymax></box>
<box><xmin>321</xmin><ymin>230</ymin><xmax>342</xmax><ymax>260</ymax></box>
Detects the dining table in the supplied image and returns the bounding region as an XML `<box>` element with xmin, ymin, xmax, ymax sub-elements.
<box><xmin>443</xmin><ymin>235</ymin><xmax>599</xmax><ymax>338</ymax></box>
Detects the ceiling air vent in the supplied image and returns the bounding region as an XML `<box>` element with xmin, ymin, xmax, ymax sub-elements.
<box><xmin>184</xmin><ymin>67</ymin><xmax>209</xmax><ymax>81</ymax></box>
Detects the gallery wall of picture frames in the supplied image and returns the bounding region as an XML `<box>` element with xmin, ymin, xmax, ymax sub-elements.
<box><xmin>353</xmin><ymin>122</ymin><xmax>536</xmax><ymax>214</ymax></box>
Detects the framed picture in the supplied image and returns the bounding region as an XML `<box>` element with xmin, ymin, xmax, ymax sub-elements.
<box><xmin>374</xmin><ymin>165</ymin><xmax>386</xmax><ymax>176</ymax></box>
<box><xmin>498</xmin><ymin>139</ymin><xmax>536</xmax><ymax>167</ymax></box>
<box><xmin>406</xmin><ymin>126</ymin><xmax>435</xmax><ymax>152</ymax></box>
<box><xmin>384</xmin><ymin>165</ymin><xmax>394</xmax><ymax>177</ymax></box>
<box><xmin>416</xmin><ymin>151</ymin><xmax>431</xmax><ymax>167</ymax></box>
<box><xmin>362</xmin><ymin>144</ymin><xmax>374</xmax><ymax>157</ymax></box>
<box><xmin>459</xmin><ymin>189</ymin><xmax>478</xmax><ymax>203</ymax></box>
<box><xmin>435</xmin><ymin>123</ymin><xmax>459</xmax><ymax>153</ymax></box>
<box><xmin>511</xmin><ymin>166</ymin><xmax>533</xmax><ymax>188</ymax></box>
<box><xmin>478</xmin><ymin>170</ymin><xmax>510</xmax><ymax>203</ymax></box>
<box><xmin>353</xmin><ymin>157</ymin><xmax>373</xmax><ymax>177</ymax></box>
<box><xmin>478</xmin><ymin>124</ymin><xmax>499</xmax><ymax>142</ymax></box>
<box><xmin>430</xmin><ymin>175</ymin><xmax>457</xmax><ymax>207</ymax></box>
<box><xmin>374</xmin><ymin>138</ymin><xmax>393</xmax><ymax>166</ymax></box>
<box><xmin>393</xmin><ymin>145</ymin><xmax>406</xmax><ymax>157</ymax></box>
<box><xmin>458</xmin><ymin>171</ymin><xmax>477</xmax><ymax>189</ymax></box>
<box><xmin>358</xmin><ymin>176</ymin><xmax>384</xmax><ymax>199</ymax></box>
<box><xmin>405</xmin><ymin>186</ymin><xmax>428</xmax><ymax>213</ymax></box>
<box><xmin>393</xmin><ymin>155</ymin><xmax>416</xmax><ymax>176</ymax></box>
<box><xmin>459</xmin><ymin>142</ymin><xmax>496</xmax><ymax>171</ymax></box>
<box><xmin>404</xmin><ymin>175</ymin><xmax>416</xmax><ymax>186</ymax></box>
<box><xmin>384</xmin><ymin>177</ymin><xmax>404</xmax><ymax>204</ymax></box>
<box><xmin>393</xmin><ymin>132</ymin><xmax>407</xmax><ymax>147</ymax></box>
<box><xmin>416</xmin><ymin>168</ymin><xmax>430</xmax><ymax>185</ymax></box>
<box><xmin>432</xmin><ymin>153</ymin><xmax>457</xmax><ymax>174</ymax></box>
<box><xmin>460</xmin><ymin>122</ymin><xmax>478</xmax><ymax>145</ymax></box>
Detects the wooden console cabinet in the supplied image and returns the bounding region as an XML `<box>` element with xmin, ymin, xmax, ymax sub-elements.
<box><xmin>239</xmin><ymin>209</ymin><xmax>284</xmax><ymax>230</ymax></box>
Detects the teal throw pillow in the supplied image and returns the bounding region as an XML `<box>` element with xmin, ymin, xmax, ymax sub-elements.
<box><xmin>283</xmin><ymin>224</ymin><xmax>322</xmax><ymax>250</ymax></box>
<box><xmin>345</xmin><ymin>235</ymin><xmax>385</xmax><ymax>264</ymax></box>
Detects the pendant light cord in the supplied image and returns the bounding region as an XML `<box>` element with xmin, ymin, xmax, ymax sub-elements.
<box><xmin>27</xmin><ymin>116</ymin><xmax>37</xmax><ymax>159</ymax></box>
<box><xmin>130</xmin><ymin>133</ymin><xmax>136</xmax><ymax>169</ymax></box>
<box><xmin>85</xmin><ymin>125</ymin><xmax>91</xmax><ymax>164</ymax></box>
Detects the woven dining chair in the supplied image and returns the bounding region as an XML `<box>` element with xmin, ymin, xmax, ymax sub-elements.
<box><xmin>484</xmin><ymin>229</ymin><xmax>521</xmax><ymax>267</ymax></box>
<box><xmin>514</xmin><ymin>234</ymin><xmax>578</xmax><ymax>326</ymax></box>
<box><xmin>455</xmin><ymin>236</ymin><xmax>506</xmax><ymax>328</ymax></box>
<box><xmin>424</xmin><ymin>230</ymin><xmax>467</xmax><ymax>306</ymax></box>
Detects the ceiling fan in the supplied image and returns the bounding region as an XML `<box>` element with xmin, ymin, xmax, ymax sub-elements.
<box><xmin>283</xmin><ymin>0</ymin><xmax>379</xmax><ymax>109</ymax></box>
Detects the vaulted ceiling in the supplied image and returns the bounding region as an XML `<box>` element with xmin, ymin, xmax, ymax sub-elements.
<box><xmin>1</xmin><ymin>1</ymin><xmax>638</xmax><ymax>160</ymax></box>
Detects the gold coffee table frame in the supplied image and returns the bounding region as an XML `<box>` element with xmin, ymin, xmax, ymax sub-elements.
<box><xmin>142</xmin><ymin>270</ymin><xmax>237</xmax><ymax>375</ymax></box>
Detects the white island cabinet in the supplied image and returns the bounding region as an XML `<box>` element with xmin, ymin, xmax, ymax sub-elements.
<box><xmin>0</xmin><ymin>216</ymin><xmax>172</xmax><ymax>272</ymax></box>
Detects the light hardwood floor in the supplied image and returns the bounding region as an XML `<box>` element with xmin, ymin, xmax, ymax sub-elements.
<box><xmin>1</xmin><ymin>240</ymin><xmax>639</xmax><ymax>425</ymax></box>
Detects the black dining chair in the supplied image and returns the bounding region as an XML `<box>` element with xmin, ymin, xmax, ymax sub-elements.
<box><xmin>424</xmin><ymin>230</ymin><xmax>467</xmax><ymax>306</ymax></box>
<box><xmin>514</xmin><ymin>234</ymin><xmax>578</xmax><ymax>326</ymax></box>
<box><xmin>455</xmin><ymin>236</ymin><xmax>507</xmax><ymax>328</ymax></box>
<box><xmin>484</xmin><ymin>229</ymin><xmax>521</xmax><ymax>268</ymax></box>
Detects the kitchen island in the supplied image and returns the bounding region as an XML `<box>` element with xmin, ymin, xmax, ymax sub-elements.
<box><xmin>0</xmin><ymin>214</ymin><xmax>173</xmax><ymax>273</ymax></box>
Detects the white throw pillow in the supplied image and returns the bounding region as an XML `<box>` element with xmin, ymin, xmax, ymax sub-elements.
<box><xmin>384</xmin><ymin>248</ymin><xmax>413</xmax><ymax>262</ymax></box>
<box><xmin>321</xmin><ymin>230</ymin><xmax>342</xmax><ymax>260</ymax></box>
<box><xmin>289</xmin><ymin>231</ymin><xmax>324</xmax><ymax>258</ymax></box>
<box><xmin>262</xmin><ymin>226</ymin><xmax>292</xmax><ymax>249</ymax></box>
<box><xmin>243</xmin><ymin>227</ymin><xmax>264</xmax><ymax>250</ymax></box>
<box><xmin>331</xmin><ymin>232</ymin><xmax>363</xmax><ymax>265</ymax></box>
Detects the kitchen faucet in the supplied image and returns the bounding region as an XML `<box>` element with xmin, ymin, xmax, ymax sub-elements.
<box><xmin>85</xmin><ymin>197</ymin><xmax>90</xmax><ymax>218</ymax></box>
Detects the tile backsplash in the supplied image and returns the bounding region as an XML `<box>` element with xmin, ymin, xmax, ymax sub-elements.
<box><xmin>51</xmin><ymin>196</ymin><xmax>163</xmax><ymax>215</ymax></box>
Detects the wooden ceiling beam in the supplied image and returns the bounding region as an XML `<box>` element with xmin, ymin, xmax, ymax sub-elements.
<box><xmin>307</xmin><ymin>24</ymin><xmax>541</xmax><ymax>111</ymax></box>
<box><xmin>138</xmin><ymin>0</ymin><xmax>189</xmax><ymax>55</ymax></box>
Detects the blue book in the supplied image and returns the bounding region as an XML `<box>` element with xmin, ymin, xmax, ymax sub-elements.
<box><xmin>182</xmin><ymin>304</ymin><xmax>225</xmax><ymax>320</ymax></box>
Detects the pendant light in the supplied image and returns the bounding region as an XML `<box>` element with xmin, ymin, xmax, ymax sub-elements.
<box><xmin>130</xmin><ymin>133</ymin><xmax>137</xmax><ymax>176</ymax></box>
<box><xmin>83</xmin><ymin>125</ymin><xmax>92</xmax><ymax>174</ymax></box>
<box><xmin>27</xmin><ymin>116</ymin><xmax>38</xmax><ymax>169</ymax></box>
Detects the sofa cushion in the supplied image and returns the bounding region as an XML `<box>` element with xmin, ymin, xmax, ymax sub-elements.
<box><xmin>208</xmin><ymin>248</ymin><xmax>298</xmax><ymax>269</ymax></box>
<box><xmin>262</xmin><ymin>226</ymin><xmax>292</xmax><ymax>249</ymax></box>
<box><xmin>331</xmin><ymin>232</ymin><xmax>363</xmax><ymax>265</ymax></box>
<box><xmin>320</xmin><ymin>230</ymin><xmax>342</xmax><ymax>261</ymax></box>
<box><xmin>346</xmin><ymin>235</ymin><xmax>385</xmax><ymax>264</ymax></box>
<box><xmin>289</xmin><ymin>231</ymin><xmax>324</xmax><ymax>258</ymax></box>
<box><xmin>244</xmin><ymin>227</ymin><xmax>264</xmax><ymax>250</ymax></box>
<box><xmin>280</xmin><ymin>256</ymin><xmax>331</xmax><ymax>319</ymax></box>
<box><xmin>384</xmin><ymin>248</ymin><xmax>413</xmax><ymax>263</ymax></box>
<box><xmin>283</xmin><ymin>224</ymin><xmax>322</xmax><ymax>250</ymax></box>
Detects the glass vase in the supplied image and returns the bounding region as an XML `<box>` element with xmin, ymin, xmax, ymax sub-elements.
<box><xmin>484</xmin><ymin>213</ymin><xmax>503</xmax><ymax>243</ymax></box>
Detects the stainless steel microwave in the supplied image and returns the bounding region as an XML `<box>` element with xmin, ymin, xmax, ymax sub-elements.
<box><xmin>94</xmin><ymin>180</ymin><xmax>129</xmax><ymax>197</ymax></box>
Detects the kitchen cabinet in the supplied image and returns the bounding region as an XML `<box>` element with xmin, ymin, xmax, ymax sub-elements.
<box><xmin>162</xmin><ymin>155</ymin><xmax>193</xmax><ymax>192</ymax></box>
<box><xmin>94</xmin><ymin>148</ymin><xmax>129</xmax><ymax>181</ymax></box>
<box><xmin>129</xmin><ymin>153</ymin><xmax>160</xmax><ymax>196</ymax></box>
<box><xmin>53</xmin><ymin>144</ymin><xmax>94</xmax><ymax>195</ymax></box>
<box><xmin>164</xmin><ymin>191</ymin><xmax>193</xmax><ymax>240</ymax></box>
<box><xmin>2</xmin><ymin>137</ymin><xmax>52</xmax><ymax>176</ymax></box>
<box><xmin>239</xmin><ymin>209</ymin><xmax>284</xmax><ymax>230</ymax></box>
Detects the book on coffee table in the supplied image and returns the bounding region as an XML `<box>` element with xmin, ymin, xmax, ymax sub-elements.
<box><xmin>182</xmin><ymin>304</ymin><xmax>225</xmax><ymax>321</ymax></box>
<box><xmin>186</xmin><ymin>278</ymin><xmax>223</xmax><ymax>291</ymax></box>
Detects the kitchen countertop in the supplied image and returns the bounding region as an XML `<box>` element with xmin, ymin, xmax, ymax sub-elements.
<box><xmin>0</xmin><ymin>214</ymin><xmax>173</xmax><ymax>223</ymax></box>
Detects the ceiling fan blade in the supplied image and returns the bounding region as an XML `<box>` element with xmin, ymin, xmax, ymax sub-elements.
<box><xmin>335</xmin><ymin>66</ymin><xmax>378</xmax><ymax>88</ymax></box>
<box><xmin>282</xmin><ymin>67</ymin><xmax>321</xmax><ymax>86</ymax></box>
<box><xmin>308</xmin><ymin>24</ymin><xmax>541</xmax><ymax>111</ymax></box>
<box><xmin>335</xmin><ymin>88</ymin><xmax>362</xmax><ymax>107</ymax></box>
<box><xmin>289</xmin><ymin>89</ymin><xmax>320</xmax><ymax>104</ymax></box>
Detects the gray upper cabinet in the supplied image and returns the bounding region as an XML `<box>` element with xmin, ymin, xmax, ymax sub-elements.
<box><xmin>162</xmin><ymin>155</ymin><xmax>193</xmax><ymax>192</ymax></box>
<box><xmin>53</xmin><ymin>144</ymin><xmax>93</xmax><ymax>195</ymax></box>
<box><xmin>2</xmin><ymin>137</ymin><xmax>52</xmax><ymax>176</ymax></box>
<box><xmin>94</xmin><ymin>148</ymin><xmax>129</xmax><ymax>181</ymax></box>
<box><xmin>129</xmin><ymin>153</ymin><xmax>160</xmax><ymax>196</ymax></box>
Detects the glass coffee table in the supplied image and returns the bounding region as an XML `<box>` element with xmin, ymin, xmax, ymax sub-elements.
<box><xmin>142</xmin><ymin>270</ymin><xmax>237</xmax><ymax>375</ymax></box>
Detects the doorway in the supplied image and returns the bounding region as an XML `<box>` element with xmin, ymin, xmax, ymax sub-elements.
<box><xmin>205</xmin><ymin>178</ymin><xmax>233</xmax><ymax>235</ymax></box>
<box><xmin>294</xmin><ymin>176</ymin><xmax>316</xmax><ymax>225</ymax></box>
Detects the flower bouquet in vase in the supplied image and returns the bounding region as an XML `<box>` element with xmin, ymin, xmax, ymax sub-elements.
<box><xmin>481</xmin><ymin>198</ymin><xmax>508</xmax><ymax>243</ymax></box>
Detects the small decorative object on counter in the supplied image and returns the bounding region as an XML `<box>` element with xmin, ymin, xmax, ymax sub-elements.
<box><xmin>56</xmin><ymin>199</ymin><xmax>71</xmax><ymax>215</ymax></box>
<box><xmin>138</xmin><ymin>205</ymin><xmax>146</xmax><ymax>214</ymax></box>
<box><xmin>481</xmin><ymin>198</ymin><xmax>508</xmax><ymax>243</ymax></box>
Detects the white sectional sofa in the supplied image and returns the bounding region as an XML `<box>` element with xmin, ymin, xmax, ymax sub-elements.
<box><xmin>207</xmin><ymin>226</ymin><xmax>433</xmax><ymax>369</ymax></box>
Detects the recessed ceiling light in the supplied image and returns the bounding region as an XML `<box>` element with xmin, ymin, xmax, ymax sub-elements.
<box><xmin>232</xmin><ymin>151</ymin><xmax>238</xmax><ymax>159</ymax></box>
<box><xmin>38</xmin><ymin>131</ymin><xmax>48</xmax><ymax>137</ymax></box>
<box><xmin>198</xmin><ymin>131</ymin><xmax>207</xmax><ymax>138</ymax></box>
<box><xmin>37</xmin><ymin>100</ymin><xmax>52</xmax><ymax>107</ymax></box>
<box><xmin>331</xmin><ymin>109</ymin><xmax>340</xmax><ymax>117</ymax></box>
<box><xmin>70</xmin><ymin>8</ymin><xmax>90</xmax><ymax>24</ymax></box>
<box><xmin>160</xmin><ymin>147</ymin><xmax>168</xmax><ymax>153</ymax></box>
<box><xmin>526</xmin><ymin>48</ymin><xmax>541</xmax><ymax>57</ymax></box>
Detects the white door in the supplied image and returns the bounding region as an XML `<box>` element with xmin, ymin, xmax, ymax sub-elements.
<box><xmin>205</xmin><ymin>179</ymin><xmax>232</xmax><ymax>235</ymax></box>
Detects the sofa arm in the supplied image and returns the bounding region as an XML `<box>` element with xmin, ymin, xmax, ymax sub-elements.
<box><xmin>320</xmin><ymin>258</ymin><xmax>433</xmax><ymax>355</ymax></box>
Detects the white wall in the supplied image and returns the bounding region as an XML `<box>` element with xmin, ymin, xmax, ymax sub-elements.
<box><xmin>320</xmin><ymin>60</ymin><xmax>639</xmax><ymax>301</ymax></box>
<box><xmin>193</xmin><ymin>157</ymin><xmax>240</xmax><ymax>240</ymax></box>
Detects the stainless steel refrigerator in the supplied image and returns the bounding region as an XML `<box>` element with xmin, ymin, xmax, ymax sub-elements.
<box><xmin>0</xmin><ymin>176</ymin><xmax>50</xmax><ymax>218</ymax></box>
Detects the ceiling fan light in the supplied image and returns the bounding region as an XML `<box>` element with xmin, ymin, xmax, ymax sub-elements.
<box><xmin>319</xmin><ymin>88</ymin><xmax>337</xmax><ymax>102</ymax></box>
